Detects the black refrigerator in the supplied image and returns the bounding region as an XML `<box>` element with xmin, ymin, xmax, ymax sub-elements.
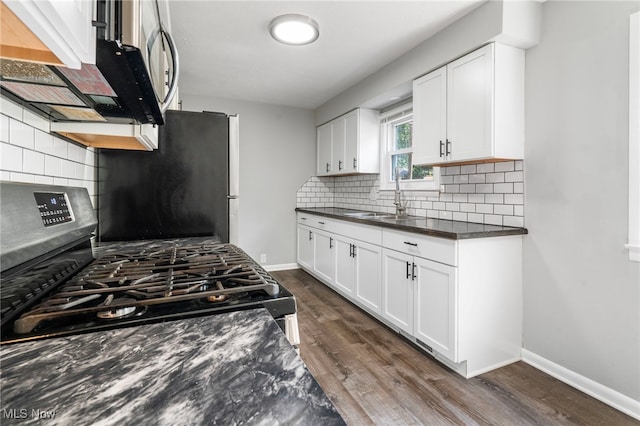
<box><xmin>97</xmin><ymin>110</ymin><xmax>239</xmax><ymax>242</ymax></box>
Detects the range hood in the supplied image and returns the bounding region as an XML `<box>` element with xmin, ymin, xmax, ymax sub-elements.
<box><xmin>0</xmin><ymin>0</ymin><xmax>178</xmax><ymax>151</ymax></box>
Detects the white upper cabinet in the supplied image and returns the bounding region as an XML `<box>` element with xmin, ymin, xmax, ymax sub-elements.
<box><xmin>317</xmin><ymin>122</ymin><xmax>333</xmax><ymax>176</ymax></box>
<box><xmin>413</xmin><ymin>43</ymin><xmax>524</xmax><ymax>165</ymax></box>
<box><xmin>316</xmin><ymin>108</ymin><xmax>380</xmax><ymax>176</ymax></box>
<box><xmin>2</xmin><ymin>0</ymin><xmax>96</xmax><ymax>68</ymax></box>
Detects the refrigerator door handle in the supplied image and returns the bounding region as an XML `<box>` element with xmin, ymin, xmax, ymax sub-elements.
<box><xmin>227</xmin><ymin>195</ymin><xmax>238</xmax><ymax>199</ymax></box>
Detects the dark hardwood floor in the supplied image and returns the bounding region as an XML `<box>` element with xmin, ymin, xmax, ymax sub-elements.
<box><xmin>272</xmin><ymin>269</ymin><xmax>638</xmax><ymax>426</ymax></box>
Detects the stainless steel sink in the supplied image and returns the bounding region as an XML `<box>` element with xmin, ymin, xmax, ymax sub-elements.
<box><xmin>343</xmin><ymin>211</ymin><xmax>386</xmax><ymax>218</ymax></box>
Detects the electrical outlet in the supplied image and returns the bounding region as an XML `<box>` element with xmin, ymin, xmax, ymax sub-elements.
<box><xmin>370</xmin><ymin>189</ymin><xmax>379</xmax><ymax>200</ymax></box>
<box><xmin>260</xmin><ymin>253</ymin><xmax>267</xmax><ymax>263</ymax></box>
<box><xmin>439</xmin><ymin>184</ymin><xmax>446</xmax><ymax>193</ymax></box>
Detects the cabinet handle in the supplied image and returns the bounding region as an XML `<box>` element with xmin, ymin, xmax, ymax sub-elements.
<box><xmin>353</xmin><ymin>157</ymin><xmax>357</xmax><ymax>169</ymax></box>
<box><xmin>349</xmin><ymin>244</ymin><xmax>353</xmax><ymax>257</ymax></box>
<box><xmin>329</xmin><ymin>237</ymin><xmax>333</xmax><ymax>249</ymax></box>
<box><xmin>326</xmin><ymin>163</ymin><xmax>330</xmax><ymax>173</ymax></box>
<box><xmin>406</xmin><ymin>261</ymin><xmax>411</xmax><ymax>279</ymax></box>
<box><xmin>338</xmin><ymin>160</ymin><xmax>343</xmax><ymax>170</ymax></box>
<box><xmin>439</xmin><ymin>140</ymin><xmax>444</xmax><ymax>158</ymax></box>
<box><xmin>352</xmin><ymin>244</ymin><xmax>356</xmax><ymax>258</ymax></box>
<box><xmin>308</xmin><ymin>231</ymin><xmax>312</xmax><ymax>240</ymax></box>
<box><xmin>412</xmin><ymin>262</ymin><xmax>417</xmax><ymax>281</ymax></box>
<box><xmin>300</xmin><ymin>217</ymin><xmax>307</xmax><ymax>221</ymax></box>
<box><xmin>446</xmin><ymin>139</ymin><xmax>451</xmax><ymax>157</ymax></box>
<box><xmin>318</xmin><ymin>221</ymin><xmax>325</xmax><ymax>225</ymax></box>
<box><xmin>403</xmin><ymin>241</ymin><xmax>418</xmax><ymax>247</ymax></box>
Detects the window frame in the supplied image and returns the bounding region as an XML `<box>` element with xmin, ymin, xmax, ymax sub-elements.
<box><xmin>379</xmin><ymin>103</ymin><xmax>440</xmax><ymax>192</ymax></box>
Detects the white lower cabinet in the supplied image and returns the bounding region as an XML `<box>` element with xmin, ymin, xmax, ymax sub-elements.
<box><xmin>381</xmin><ymin>249</ymin><xmax>414</xmax><ymax>334</ymax></box>
<box><xmin>413</xmin><ymin>257</ymin><xmax>457</xmax><ymax>362</ymax></box>
<box><xmin>296</xmin><ymin>224</ymin><xmax>314</xmax><ymax>270</ymax></box>
<box><xmin>382</xmin><ymin>249</ymin><xmax>457</xmax><ymax>363</ymax></box>
<box><xmin>313</xmin><ymin>230</ymin><xmax>335</xmax><ymax>285</ymax></box>
<box><xmin>334</xmin><ymin>232</ymin><xmax>383</xmax><ymax>313</ymax></box>
<box><xmin>297</xmin><ymin>212</ymin><xmax>522</xmax><ymax>378</ymax></box>
<box><xmin>353</xmin><ymin>241</ymin><xmax>382</xmax><ymax>314</ymax></box>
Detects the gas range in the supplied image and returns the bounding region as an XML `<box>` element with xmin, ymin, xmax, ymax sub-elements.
<box><xmin>0</xmin><ymin>182</ymin><xmax>298</xmax><ymax>346</ymax></box>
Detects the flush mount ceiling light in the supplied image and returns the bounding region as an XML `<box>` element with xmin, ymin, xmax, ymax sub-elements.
<box><xmin>269</xmin><ymin>14</ymin><xmax>319</xmax><ymax>45</ymax></box>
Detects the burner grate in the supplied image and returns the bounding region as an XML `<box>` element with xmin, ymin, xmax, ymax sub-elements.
<box><xmin>12</xmin><ymin>243</ymin><xmax>280</xmax><ymax>334</ymax></box>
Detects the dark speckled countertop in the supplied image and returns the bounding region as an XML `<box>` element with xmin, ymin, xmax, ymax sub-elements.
<box><xmin>0</xmin><ymin>309</ymin><xmax>344</xmax><ymax>426</ymax></box>
<box><xmin>296</xmin><ymin>207</ymin><xmax>528</xmax><ymax>240</ymax></box>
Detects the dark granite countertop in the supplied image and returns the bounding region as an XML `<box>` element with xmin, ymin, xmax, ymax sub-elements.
<box><xmin>296</xmin><ymin>207</ymin><xmax>528</xmax><ymax>240</ymax></box>
<box><xmin>0</xmin><ymin>309</ymin><xmax>344</xmax><ymax>425</ymax></box>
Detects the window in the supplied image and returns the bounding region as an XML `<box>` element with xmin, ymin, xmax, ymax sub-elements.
<box><xmin>380</xmin><ymin>104</ymin><xmax>439</xmax><ymax>191</ymax></box>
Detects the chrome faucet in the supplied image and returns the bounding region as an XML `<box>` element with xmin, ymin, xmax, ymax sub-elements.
<box><xmin>393</xmin><ymin>167</ymin><xmax>407</xmax><ymax>217</ymax></box>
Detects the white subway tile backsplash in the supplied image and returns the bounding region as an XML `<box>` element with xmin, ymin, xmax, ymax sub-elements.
<box><xmin>476</xmin><ymin>204</ymin><xmax>493</xmax><ymax>214</ymax></box>
<box><xmin>460</xmin><ymin>164</ymin><xmax>476</xmax><ymax>174</ymax></box>
<box><xmin>10</xmin><ymin>172</ymin><xmax>35</xmax><ymax>183</ymax></box>
<box><xmin>52</xmin><ymin>138</ymin><xmax>69</xmax><ymax>158</ymax></box>
<box><xmin>23</xmin><ymin>150</ymin><xmax>45</xmax><ymax>174</ymax></box>
<box><xmin>34</xmin><ymin>175</ymin><xmax>54</xmax><ymax>184</ymax></box>
<box><xmin>3</xmin><ymin>101</ymin><xmax>95</xmax><ymax>194</ymax></box>
<box><xmin>503</xmin><ymin>216</ymin><xmax>524</xmax><ymax>227</ymax></box>
<box><xmin>505</xmin><ymin>171</ymin><xmax>523</xmax><ymax>182</ymax></box>
<box><xmin>494</xmin><ymin>204</ymin><xmax>514</xmax><ymax>216</ymax></box>
<box><xmin>468</xmin><ymin>194</ymin><xmax>485</xmax><ymax>203</ymax></box>
<box><xmin>504</xmin><ymin>194</ymin><xmax>524</xmax><ymax>205</ymax></box>
<box><xmin>484</xmin><ymin>214</ymin><xmax>503</xmax><ymax>225</ymax></box>
<box><xmin>23</xmin><ymin>109</ymin><xmax>49</xmax><ymax>132</ymax></box>
<box><xmin>476</xmin><ymin>184</ymin><xmax>493</xmax><ymax>193</ymax></box>
<box><xmin>469</xmin><ymin>174</ymin><xmax>485</xmax><ymax>184</ymax></box>
<box><xmin>35</xmin><ymin>130</ymin><xmax>54</xmax><ymax>154</ymax></box>
<box><xmin>493</xmin><ymin>183</ymin><xmax>514</xmax><ymax>193</ymax></box>
<box><xmin>10</xmin><ymin>120</ymin><xmax>35</xmax><ymax>149</ymax></box>
<box><xmin>477</xmin><ymin>163</ymin><xmax>494</xmax><ymax>173</ymax></box>
<box><xmin>514</xmin><ymin>182</ymin><xmax>524</xmax><ymax>194</ymax></box>
<box><xmin>494</xmin><ymin>161</ymin><xmax>515</xmax><ymax>172</ymax></box>
<box><xmin>453</xmin><ymin>174</ymin><xmax>469</xmax><ymax>184</ymax></box>
<box><xmin>485</xmin><ymin>194</ymin><xmax>504</xmax><ymax>204</ymax></box>
<box><xmin>486</xmin><ymin>172</ymin><xmax>505</xmax><ymax>183</ymax></box>
<box><xmin>1</xmin><ymin>142</ymin><xmax>22</xmax><ymax>172</ymax></box>
<box><xmin>68</xmin><ymin>144</ymin><xmax>86</xmax><ymax>163</ymax></box>
<box><xmin>467</xmin><ymin>213</ymin><xmax>483</xmax><ymax>223</ymax></box>
<box><xmin>1</xmin><ymin>97</ymin><xmax>23</xmax><ymax>120</ymax></box>
<box><xmin>296</xmin><ymin>159</ymin><xmax>526</xmax><ymax>228</ymax></box>
<box><xmin>1</xmin><ymin>115</ymin><xmax>9</xmax><ymax>142</ymax></box>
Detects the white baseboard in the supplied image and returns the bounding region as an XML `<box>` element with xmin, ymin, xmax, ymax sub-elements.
<box><xmin>522</xmin><ymin>349</ymin><xmax>640</xmax><ymax>420</ymax></box>
<box><xmin>263</xmin><ymin>263</ymin><xmax>299</xmax><ymax>272</ymax></box>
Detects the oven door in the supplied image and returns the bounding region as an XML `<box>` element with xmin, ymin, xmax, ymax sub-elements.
<box><xmin>109</xmin><ymin>0</ymin><xmax>179</xmax><ymax>113</ymax></box>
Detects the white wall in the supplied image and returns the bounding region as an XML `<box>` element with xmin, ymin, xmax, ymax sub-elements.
<box><xmin>180</xmin><ymin>96</ymin><xmax>316</xmax><ymax>268</ymax></box>
<box><xmin>524</xmin><ymin>0</ymin><xmax>640</xmax><ymax>404</ymax></box>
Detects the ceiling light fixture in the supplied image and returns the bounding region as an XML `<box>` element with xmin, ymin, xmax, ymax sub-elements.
<box><xmin>269</xmin><ymin>14</ymin><xmax>319</xmax><ymax>46</ymax></box>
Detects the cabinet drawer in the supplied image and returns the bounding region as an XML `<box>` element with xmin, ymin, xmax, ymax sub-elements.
<box><xmin>382</xmin><ymin>229</ymin><xmax>457</xmax><ymax>266</ymax></box>
<box><xmin>332</xmin><ymin>220</ymin><xmax>382</xmax><ymax>246</ymax></box>
<box><xmin>297</xmin><ymin>213</ymin><xmax>334</xmax><ymax>232</ymax></box>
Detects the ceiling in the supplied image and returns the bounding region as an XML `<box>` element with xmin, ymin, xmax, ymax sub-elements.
<box><xmin>168</xmin><ymin>1</ymin><xmax>485</xmax><ymax>110</ymax></box>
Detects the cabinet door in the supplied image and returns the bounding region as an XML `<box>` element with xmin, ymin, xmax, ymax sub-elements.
<box><xmin>334</xmin><ymin>235</ymin><xmax>355</xmax><ymax>297</ymax></box>
<box><xmin>332</xmin><ymin>117</ymin><xmax>346</xmax><ymax>173</ymax></box>
<box><xmin>313</xmin><ymin>230</ymin><xmax>335</xmax><ymax>285</ymax></box>
<box><xmin>447</xmin><ymin>44</ymin><xmax>494</xmax><ymax>162</ymax></box>
<box><xmin>414</xmin><ymin>257</ymin><xmax>458</xmax><ymax>362</ymax></box>
<box><xmin>412</xmin><ymin>66</ymin><xmax>447</xmax><ymax>165</ymax></box>
<box><xmin>343</xmin><ymin>110</ymin><xmax>359</xmax><ymax>172</ymax></box>
<box><xmin>354</xmin><ymin>241</ymin><xmax>382</xmax><ymax>314</ymax></box>
<box><xmin>317</xmin><ymin>123</ymin><xmax>332</xmax><ymax>176</ymax></box>
<box><xmin>381</xmin><ymin>249</ymin><xmax>413</xmax><ymax>333</ymax></box>
<box><xmin>296</xmin><ymin>224</ymin><xmax>314</xmax><ymax>270</ymax></box>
